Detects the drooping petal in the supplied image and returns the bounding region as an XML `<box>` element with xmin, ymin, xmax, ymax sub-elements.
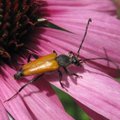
<box><xmin>0</xmin><ymin>65</ymin><xmax>73</xmax><ymax>120</ymax></box>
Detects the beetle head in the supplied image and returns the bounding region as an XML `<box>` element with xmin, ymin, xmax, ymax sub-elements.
<box><xmin>71</xmin><ymin>56</ymin><xmax>80</xmax><ymax>66</ymax></box>
<box><xmin>69</xmin><ymin>52</ymin><xmax>82</xmax><ymax>66</ymax></box>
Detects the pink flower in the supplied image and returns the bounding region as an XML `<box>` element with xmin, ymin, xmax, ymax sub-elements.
<box><xmin>0</xmin><ymin>0</ymin><xmax>120</xmax><ymax>120</ymax></box>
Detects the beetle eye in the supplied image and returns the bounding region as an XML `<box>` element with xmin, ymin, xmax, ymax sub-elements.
<box><xmin>72</xmin><ymin>56</ymin><xmax>80</xmax><ymax>66</ymax></box>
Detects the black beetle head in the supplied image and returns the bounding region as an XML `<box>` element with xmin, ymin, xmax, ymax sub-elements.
<box><xmin>68</xmin><ymin>52</ymin><xmax>82</xmax><ymax>66</ymax></box>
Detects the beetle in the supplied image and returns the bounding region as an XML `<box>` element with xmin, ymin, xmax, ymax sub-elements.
<box><xmin>5</xmin><ymin>18</ymin><xmax>93</xmax><ymax>102</ymax></box>
<box><xmin>14</xmin><ymin>18</ymin><xmax>92</xmax><ymax>85</ymax></box>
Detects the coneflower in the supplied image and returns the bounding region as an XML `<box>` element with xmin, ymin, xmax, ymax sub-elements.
<box><xmin>0</xmin><ymin>0</ymin><xmax>120</xmax><ymax>120</ymax></box>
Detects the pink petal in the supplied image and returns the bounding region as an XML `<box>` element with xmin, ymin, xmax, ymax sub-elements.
<box><xmin>0</xmin><ymin>100</ymin><xmax>9</xmax><ymax>120</ymax></box>
<box><xmin>0</xmin><ymin>65</ymin><xmax>73</xmax><ymax>120</ymax></box>
<box><xmin>46</xmin><ymin>64</ymin><xmax>120</xmax><ymax>120</ymax></box>
<box><xmin>45</xmin><ymin>0</ymin><xmax>117</xmax><ymax>30</ymax></box>
<box><xmin>46</xmin><ymin>0</ymin><xmax>116</xmax><ymax>18</ymax></box>
<box><xmin>45</xmin><ymin>0</ymin><xmax>116</xmax><ymax>13</ymax></box>
<box><xmin>77</xmin><ymin>102</ymin><xmax>108</xmax><ymax>120</ymax></box>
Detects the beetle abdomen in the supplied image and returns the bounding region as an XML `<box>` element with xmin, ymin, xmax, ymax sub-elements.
<box><xmin>23</xmin><ymin>60</ymin><xmax>59</xmax><ymax>76</ymax></box>
<box><xmin>22</xmin><ymin>53</ymin><xmax>57</xmax><ymax>70</ymax></box>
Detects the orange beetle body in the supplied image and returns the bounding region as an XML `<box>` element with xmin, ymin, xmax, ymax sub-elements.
<box><xmin>22</xmin><ymin>53</ymin><xmax>59</xmax><ymax>76</ymax></box>
<box><xmin>14</xmin><ymin>51</ymin><xmax>81</xmax><ymax>80</ymax></box>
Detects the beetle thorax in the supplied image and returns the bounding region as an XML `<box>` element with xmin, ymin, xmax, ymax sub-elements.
<box><xmin>56</xmin><ymin>54</ymin><xmax>71</xmax><ymax>67</ymax></box>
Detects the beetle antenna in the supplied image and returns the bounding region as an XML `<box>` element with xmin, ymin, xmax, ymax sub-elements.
<box><xmin>77</xmin><ymin>18</ymin><xmax>92</xmax><ymax>56</ymax></box>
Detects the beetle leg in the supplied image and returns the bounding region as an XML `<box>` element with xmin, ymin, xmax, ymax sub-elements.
<box><xmin>63</xmin><ymin>67</ymin><xmax>80</xmax><ymax>77</ymax></box>
<box><xmin>4</xmin><ymin>74</ymin><xmax>44</xmax><ymax>102</ymax></box>
<box><xmin>27</xmin><ymin>53</ymin><xmax>39</xmax><ymax>63</ymax></box>
<box><xmin>58</xmin><ymin>70</ymin><xmax>65</xmax><ymax>88</ymax></box>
